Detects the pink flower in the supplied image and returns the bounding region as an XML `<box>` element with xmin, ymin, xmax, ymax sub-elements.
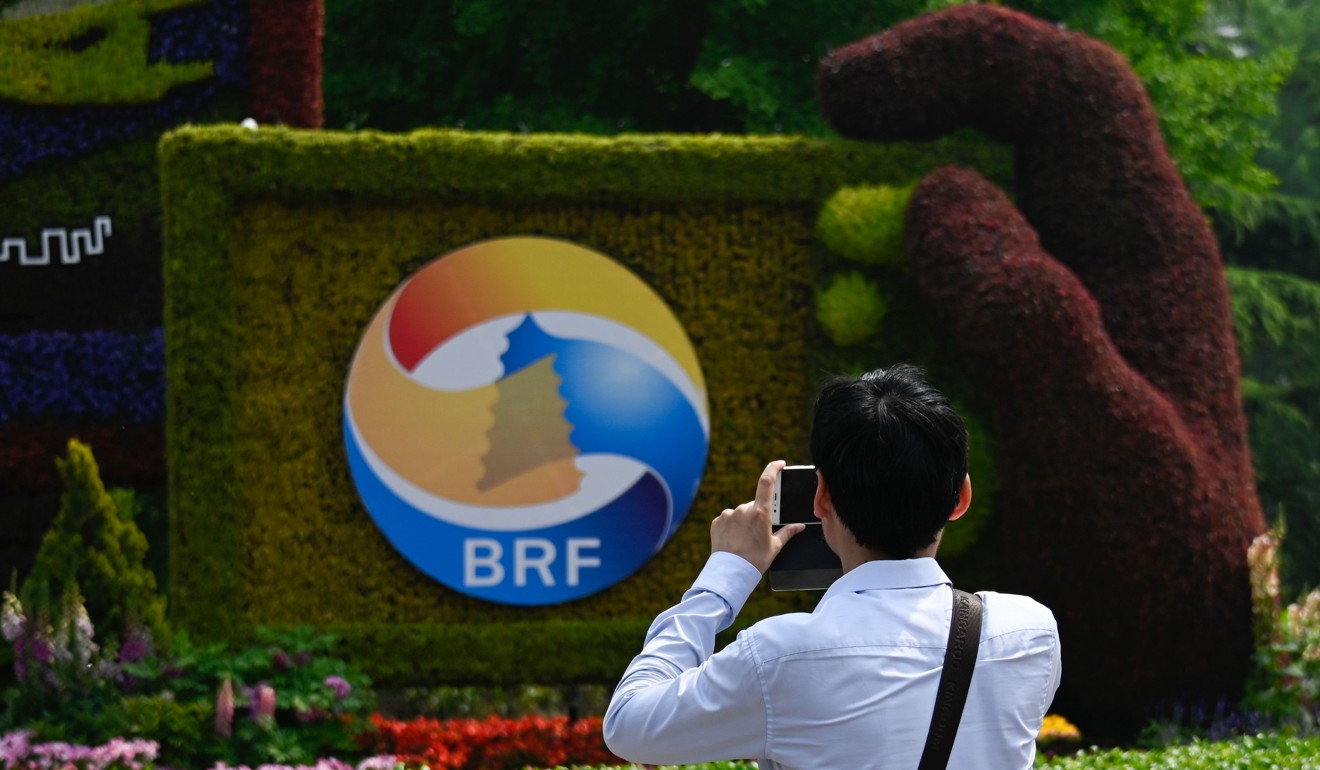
<box><xmin>216</xmin><ymin>676</ymin><xmax>235</xmax><ymax>737</ymax></box>
<box><xmin>324</xmin><ymin>675</ymin><xmax>352</xmax><ymax>699</ymax></box>
<box><xmin>1</xmin><ymin>728</ymin><xmax>35</xmax><ymax>759</ymax></box>
<box><xmin>0</xmin><ymin>730</ymin><xmax>159</xmax><ymax>766</ymax></box>
<box><xmin>252</xmin><ymin>683</ymin><xmax>277</xmax><ymax>721</ymax></box>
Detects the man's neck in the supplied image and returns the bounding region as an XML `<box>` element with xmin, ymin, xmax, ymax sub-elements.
<box><xmin>839</xmin><ymin>542</ymin><xmax>939</xmax><ymax>574</ymax></box>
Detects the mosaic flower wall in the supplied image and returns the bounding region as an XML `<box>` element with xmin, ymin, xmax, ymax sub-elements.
<box><xmin>0</xmin><ymin>0</ymin><xmax>321</xmax><ymax>584</ymax></box>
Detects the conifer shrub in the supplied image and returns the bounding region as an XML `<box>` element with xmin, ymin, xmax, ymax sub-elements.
<box><xmin>23</xmin><ymin>439</ymin><xmax>167</xmax><ymax>647</ymax></box>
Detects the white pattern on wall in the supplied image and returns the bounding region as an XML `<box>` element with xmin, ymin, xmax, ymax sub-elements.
<box><xmin>1</xmin><ymin>216</ymin><xmax>113</xmax><ymax>266</ymax></box>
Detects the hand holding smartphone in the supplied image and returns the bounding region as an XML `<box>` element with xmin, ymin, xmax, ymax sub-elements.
<box><xmin>772</xmin><ymin>465</ymin><xmax>820</xmax><ymax>525</ymax></box>
<box><xmin>768</xmin><ymin>465</ymin><xmax>842</xmax><ymax>591</ymax></box>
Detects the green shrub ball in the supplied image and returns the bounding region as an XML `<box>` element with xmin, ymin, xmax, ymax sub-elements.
<box><xmin>816</xmin><ymin>272</ymin><xmax>888</xmax><ymax>347</ymax></box>
<box><xmin>816</xmin><ymin>184</ymin><xmax>914</xmax><ymax>267</ymax></box>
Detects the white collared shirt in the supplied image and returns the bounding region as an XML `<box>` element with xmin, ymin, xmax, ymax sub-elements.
<box><xmin>605</xmin><ymin>552</ymin><xmax>1061</xmax><ymax>770</ymax></box>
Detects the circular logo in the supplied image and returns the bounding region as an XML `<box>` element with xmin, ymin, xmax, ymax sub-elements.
<box><xmin>343</xmin><ymin>237</ymin><xmax>710</xmax><ymax>605</ymax></box>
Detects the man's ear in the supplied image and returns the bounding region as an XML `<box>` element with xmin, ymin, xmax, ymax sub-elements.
<box><xmin>948</xmin><ymin>474</ymin><xmax>973</xmax><ymax>521</ymax></box>
<box><xmin>814</xmin><ymin>469</ymin><xmax>834</xmax><ymax>521</ymax></box>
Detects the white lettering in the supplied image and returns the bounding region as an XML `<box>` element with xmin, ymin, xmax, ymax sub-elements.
<box><xmin>464</xmin><ymin>538</ymin><xmax>504</xmax><ymax>586</ymax></box>
<box><xmin>567</xmin><ymin>538</ymin><xmax>601</xmax><ymax>586</ymax></box>
<box><xmin>464</xmin><ymin>536</ymin><xmax>606</xmax><ymax>590</ymax></box>
<box><xmin>515</xmin><ymin>538</ymin><xmax>557</xmax><ymax>587</ymax></box>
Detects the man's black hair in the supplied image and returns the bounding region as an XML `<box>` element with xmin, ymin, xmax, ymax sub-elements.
<box><xmin>809</xmin><ymin>364</ymin><xmax>969</xmax><ymax>558</ymax></box>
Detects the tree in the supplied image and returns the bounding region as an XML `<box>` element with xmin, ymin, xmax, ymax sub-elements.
<box><xmin>1201</xmin><ymin>0</ymin><xmax>1320</xmax><ymax>279</ymax></box>
<box><xmin>323</xmin><ymin>0</ymin><xmax>1293</xmax><ymax>234</ymax></box>
<box><xmin>23</xmin><ymin>440</ymin><xmax>168</xmax><ymax>648</ymax></box>
<box><xmin>1227</xmin><ymin>266</ymin><xmax>1320</xmax><ymax>595</ymax></box>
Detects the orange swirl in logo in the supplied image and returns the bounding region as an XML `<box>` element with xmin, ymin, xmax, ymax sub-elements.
<box><xmin>346</xmin><ymin>237</ymin><xmax>706</xmax><ymax>509</ymax></box>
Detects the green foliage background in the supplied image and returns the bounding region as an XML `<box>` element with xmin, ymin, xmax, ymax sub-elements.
<box><xmin>160</xmin><ymin>126</ymin><xmax>1008</xmax><ymax>685</ymax></box>
<box><xmin>321</xmin><ymin>0</ymin><xmax>1292</xmax><ymax>233</ymax></box>
<box><xmin>1227</xmin><ymin>267</ymin><xmax>1320</xmax><ymax>593</ymax></box>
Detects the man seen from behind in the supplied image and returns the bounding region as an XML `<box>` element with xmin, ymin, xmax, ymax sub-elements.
<box><xmin>604</xmin><ymin>364</ymin><xmax>1061</xmax><ymax>769</ymax></box>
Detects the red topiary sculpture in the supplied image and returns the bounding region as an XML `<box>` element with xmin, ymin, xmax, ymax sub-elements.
<box><xmin>817</xmin><ymin>5</ymin><xmax>1266</xmax><ymax>739</ymax></box>
<box><xmin>249</xmin><ymin>0</ymin><xmax>324</xmax><ymax>128</ymax></box>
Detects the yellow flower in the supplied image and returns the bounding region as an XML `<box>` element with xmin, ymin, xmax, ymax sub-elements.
<box><xmin>1038</xmin><ymin>714</ymin><xmax>1081</xmax><ymax>742</ymax></box>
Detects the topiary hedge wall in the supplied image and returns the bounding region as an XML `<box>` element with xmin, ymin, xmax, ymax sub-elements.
<box><xmin>160</xmin><ymin>126</ymin><xmax>1009</xmax><ymax>685</ymax></box>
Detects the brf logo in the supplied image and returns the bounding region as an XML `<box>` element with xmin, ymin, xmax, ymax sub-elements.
<box><xmin>343</xmin><ymin>237</ymin><xmax>709</xmax><ymax>605</ymax></box>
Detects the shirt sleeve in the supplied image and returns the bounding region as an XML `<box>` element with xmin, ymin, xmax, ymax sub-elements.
<box><xmin>603</xmin><ymin>551</ymin><xmax>769</xmax><ymax>765</ymax></box>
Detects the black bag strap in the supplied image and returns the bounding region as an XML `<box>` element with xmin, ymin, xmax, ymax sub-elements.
<box><xmin>917</xmin><ymin>588</ymin><xmax>983</xmax><ymax>770</ymax></box>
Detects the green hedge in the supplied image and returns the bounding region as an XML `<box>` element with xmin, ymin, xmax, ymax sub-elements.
<box><xmin>1036</xmin><ymin>734</ymin><xmax>1320</xmax><ymax>768</ymax></box>
<box><xmin>160</xmin><ymin>126</ymin><xmax>1009</xmax><ymax>685</ymax></box>
<box><xmin>601</xmin><ymin>734</ymin><xmax>1320</xmax><ymax>769</ymax></box>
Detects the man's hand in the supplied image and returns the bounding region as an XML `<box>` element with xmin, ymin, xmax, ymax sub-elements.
<box><xmin>711</xmin><ymin>460</ymin><xmax>805</xmax><ymax>573</ymax></box>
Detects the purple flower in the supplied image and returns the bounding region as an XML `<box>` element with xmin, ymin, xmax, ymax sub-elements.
<box><xmin>0</xmin><ymin>329</ymin><xmax>165</xmax><ymax>423</ymax></box>
<box><xmin>12</xmin><ymin>635</ymin><xmax>27</xmax><ymax>680</ymax></box>
<box><xmin>29</xmin><ymin>633</ymin><xmax>54</xmax><ymax>664</ymax></box>
<box><xmin>119</xmin><ymin>627</ymin><xmax>154</xmax><ymax>665</ymax></box>
<box><xmin>324</xmin><ymin>675</ymin><xmax>352</xmax><ymax>700</ymax></box>
<box><xmin>251</xmin><ymin>683</ymin><xmax>277</xmax><ymax>721</ymax></box>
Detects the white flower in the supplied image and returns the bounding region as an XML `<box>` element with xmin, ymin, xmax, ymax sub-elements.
<box><xmin>71</xmin><ymin>602</ymin><xmax>98</xmax><ymax>666</ymax></box>
<box><xmin>1</xmin><ymin>592</ymin><xmax>23</xmax><ymax>643</ymax></box>
<box><xmin>50</xmin><ymin>617</ymin><xmax>72</xmax><ymax>664</ymax></box>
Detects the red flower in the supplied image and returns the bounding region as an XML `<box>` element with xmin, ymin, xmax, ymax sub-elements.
<box><xmin>362</xmin><ymin>713</ymin><xmax>621</xmax><ymax>770</ymax></box>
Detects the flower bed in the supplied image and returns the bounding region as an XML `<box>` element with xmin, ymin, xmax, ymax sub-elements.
<box><xmin>363</xmin><ymin>714</ymin><xmax>619</xmax><ymax>770</ymax></box>
<box><xmin>0</xmin><ymin>729</ymin><xmax>398</xmax><ymax>770</ymax></box>
<box><xmin>0</xmin><ymin>730</ymin><xmax>157</xmax><ymax>770</ymax></box>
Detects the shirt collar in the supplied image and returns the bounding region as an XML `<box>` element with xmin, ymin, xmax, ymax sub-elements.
<box><xmin>818</xmin><ymin>557</ymin><xmax>951</xmax><ymax>606</ymax></box>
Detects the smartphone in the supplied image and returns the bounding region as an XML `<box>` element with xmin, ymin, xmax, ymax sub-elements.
<box><xmin>769</xmin><ymin>464</ymin><xmax>842</xmax><ymax>591</ymax></box>
<box><xmin>773</xmin><ymin>465</ymin><xmax>819</xmax><ymax>524</ymax></box>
